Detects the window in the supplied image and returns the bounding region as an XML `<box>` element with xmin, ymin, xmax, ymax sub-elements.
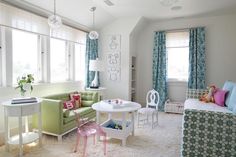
<box><xmin>50</xmin><ymin>38</ymin><xmax>67</xmax><ymax>82</ymax></box>
<box><xmin>12</xmin><ymin>29</ymin><xmax>39</xmax><ymax>84</ymax></box>
<box><xmin>74</xmin><ymin>43</ymin><xmax>86</xmax><ymax>81</ymax></box>
<box><xmin>166</xmin><ymin>31</ymin><xmax>189</xmax><ymax>81</ymax></box>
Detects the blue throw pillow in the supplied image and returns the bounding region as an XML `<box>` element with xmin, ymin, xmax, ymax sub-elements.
<box><xmin>222</xmin><ymin>81</ymin><xmax>236</xmax><ymax>107</ymax></box>
<box><xmin>233</xmin><ymin>105</ymin><xmax>236</xmax><ymax>114</ymax></box>
<box><xmin>228</xmin><ymin>86</ymin><xmax>236</xmax><ymax>111</ymax></box>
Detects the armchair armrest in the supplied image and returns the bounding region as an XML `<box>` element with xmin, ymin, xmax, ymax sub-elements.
<box><xmin>32</xmin><ymin>99</ymin><xmax>64</xmax><ymax>134</ymax></box>
<box><xmin>186</xmin><ymin>88</ymin><xmax>208</xmax><ymax>99</ymax></box>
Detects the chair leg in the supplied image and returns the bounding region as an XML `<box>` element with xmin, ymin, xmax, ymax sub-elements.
<box><xmin>156</xmin><ymin>112</ymin><xmax>158</xmax><ymax>125</ymax></box>
<box><xmin>137</xmin><ymin>113</ymin><xmax>140</xmax><ymax>127</ymax></box>
<box><xmin>93</xmin><ymin>134</ymin><xmax>96</xmax><ymax>145</ymax></box>
<box><xmin>152</xmin><ymin>113</ymin><xmax>154</xmax><ymax>129</ymax></box>
<box><xmin>74</xmin><ymin>133</ymin><xmax>80</xmax><ymax>152</ymax></box>
<box><xmin>83</xmin><ymin>136</ymin><xmax>87</xmax><ymax>157</ymax></box>
<box><xmin>103</xmin><ymin>134</ymin><xmax>107</xmax><ymax>156</ymax></box>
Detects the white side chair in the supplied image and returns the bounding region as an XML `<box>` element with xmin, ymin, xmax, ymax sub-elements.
<box><xmin>137</xmin><ymin>89</ymin><xmax>159</xmax><ymax>129</ymax></box>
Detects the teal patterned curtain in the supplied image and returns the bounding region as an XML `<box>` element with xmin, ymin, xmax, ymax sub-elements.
<box><xmin>153</xmin><ymin>31</ymin><xmax>168</xmax><ymax>111</ymax></box>
<box><xmin>188</xmin><ymin>27</ymin><xmax>206</xmax><ymax>89</ymax></box>
<box><xmin>85</xmin><ymin>35</ymin><xmax>99</xmax><ymax>87</ymax></box>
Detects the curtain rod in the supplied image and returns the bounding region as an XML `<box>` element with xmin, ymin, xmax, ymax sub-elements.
<box><xmin>0</xmin><ymin>24</ymin><xmax>86</xmax><ymax>45</ymax></box>
<box><xmin>155</xmin><ymin>26</ymin><xmax>205</xmax><ymax>33</ymax></box>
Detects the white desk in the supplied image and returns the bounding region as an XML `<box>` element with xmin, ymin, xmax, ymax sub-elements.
<box><xmin>2</xmin><ymin>98</ymin><xmax>42</xmax><ymax>157</ymax></box>
<box><xmin>86</xmin><ymin>87</ymin><xmax>106</xmax><ymax>100</ymax></box>
<box><xmin>92</xmin><ymin>101</ymin><xmax>141</xmax><ymax>146</ymax></box>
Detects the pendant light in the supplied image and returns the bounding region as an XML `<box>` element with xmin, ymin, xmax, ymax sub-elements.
<box><xmin>48</xmin><ymin>0</ymin><xmax>62</xmax><ymax>29</ymax></box>
<box><xmin>89</xmin><ymin>7</ymin><xmax>99</xmax><ymax>40</ymax></box>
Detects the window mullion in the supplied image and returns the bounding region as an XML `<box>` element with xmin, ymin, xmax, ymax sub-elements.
<box><xmin>70</xmin><ymin>42</ymin><xmax>75</xmax><ymax>81</ymax></box>
<box><xmin>0</xmin><ymin>27</ymin><xmax>2</xmax><ymax>87</ymax></box>
<box><xmin>65</xmin><ymin>41</ymin><xmax>69</xmax><ymax>81</ymax></box>
<box><xmin>45</xmin><ymin>36</ymin><xmax>50</xmax><ymax>83</ymax></box>
<box><xmin>37</xmin><ymin>35</ymin><xmax>42</xmax><ymax>82</ymax></box>
<box><xmin>5</xmin><ymin>27</ymin><xmax>13</xmax><ymax>86</ymax></box>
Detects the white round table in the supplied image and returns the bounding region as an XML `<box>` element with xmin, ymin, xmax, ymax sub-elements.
<box><xmin>2</xmin><ymin>98</ymin><xmax>42</xmax><ymax>157</ymax></box>
<box><xmin>92</xmin><ymin>101</ymin><xmax>141</xmax><ymax>146</ymax></box>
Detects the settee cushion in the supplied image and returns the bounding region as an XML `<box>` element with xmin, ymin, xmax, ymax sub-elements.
<box><xmin>82</xmin><ymin>100</ymin><xmax>94</xmax><ymax>107</ymax></box>
<box><xmin>63</xmin><ymin>112</ymin><xmax>76</xmax><ymax>124</ymax></box>
<box><xmin>73</xmin><ymin>107</ymin><xmax>94</xmax><ymax>117</ymax></box>
<box><xmin>229</xmin><ymin>87</ymin><xmax>236</xmax><ymax>112</ymax></box>
<box><xmin>63</xmin><ymin>109</ymin><xmax>70</xmax><ymax>118</ymax></box>
<box><xmin>223</xmin><ymin>81</ymin><xmax>236</xmax><ymax>107</ymax></box>
<box><xmin>184</xmin><ymin>99</ymin><xmax>232</xmax><ymax>113</ymax></box>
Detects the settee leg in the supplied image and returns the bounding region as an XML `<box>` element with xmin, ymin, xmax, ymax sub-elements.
<box><xmin>58</xmin><ymin>135</ymin><xmax>62</xmax><ymax>142</ymax></box>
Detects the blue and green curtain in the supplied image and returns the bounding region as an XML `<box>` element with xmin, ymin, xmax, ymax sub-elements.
<box><xmin>153</xmin><ymin>31</ymin><xmax>168</xmax><ymax>111</ymax></box>
<box><xmin>188</xmin><ymin>27</ymin><xmax>206</xmax><ymax>89</ymax></box>
<box><xmin>85</xmin><ymin>35</ymin><xmax>99</xmax><ymax>87</ymax></box>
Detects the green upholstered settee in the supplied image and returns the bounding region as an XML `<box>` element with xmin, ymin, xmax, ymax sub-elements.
<box><xmin>32</xmin><ymin>91</ymin><xmax>99</xmax><ymax>141</ymax></box>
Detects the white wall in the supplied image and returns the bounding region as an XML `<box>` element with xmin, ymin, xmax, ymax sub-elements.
<box><xmin>99</xmin><ymin>17</ymin><xmax>141</xmax><ymax>100</ymax></box>
<box><xmin>136</xmin><ymin>14</ymin><xmax>236</xmax><ymax>104</ymax></box>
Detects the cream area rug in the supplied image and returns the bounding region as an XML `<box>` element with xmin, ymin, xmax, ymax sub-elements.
<box><xmin>0</xmin><ymin>112</ymin><xmax>183</xmax><ymax>157</ymax></box>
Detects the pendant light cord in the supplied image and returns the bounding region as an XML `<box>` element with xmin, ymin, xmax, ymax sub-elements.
<box><xmin>93</xmin><ymin>9</ymin><xmax>95</xmax><ymax>29</ymax></box>
<box><xmin>54</xmin><ymin>0</ymin><xmax>56</xmax><ymax>15</ymax></box>
<box><xmin>90</xmin><ymin>7</ymin><xmax>96</xmax><ymax>29</ymax></box>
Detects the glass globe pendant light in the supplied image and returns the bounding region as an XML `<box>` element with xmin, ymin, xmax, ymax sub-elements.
<box><xmin>89</xmin><ymin>7</ymin><xmax>99</xmax><ymax>40</ymax></box>
<box><xmin>48</xmin><ymin>0</ymin><xmax>62</xmax><ymax>29</ymax></box>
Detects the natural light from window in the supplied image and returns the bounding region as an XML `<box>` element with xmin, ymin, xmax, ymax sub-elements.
<box><xmin>166</xmin><ymin>31</ymin><xmax>189</xmax><ymax>81</ymax></box>
<box><xmin>50</xmin><ymin>38</ymin><xmax>67</xmax><ymax>82</ymax></box>
<box><xmin>75</xmin><ymin>44</ymin><xmax>86</xmax><ymax>82</ymax></box>
<box><xmin>12</xmin><ymin>29</ymin><xmax>38</xmax><ymax>84</ymax></box>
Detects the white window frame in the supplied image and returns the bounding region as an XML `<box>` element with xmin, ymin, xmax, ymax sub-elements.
<box><xmin>11</xmin><ymin>29</ymin><xmax>41</xmax><ymax>85</ymax></box>
<box><xmin>166</xmin><ymin>31</ymin><xmax>189</xmax><ymax>82</ymax></box>
<box><xmin>0</xmin><ymin>27</ymin><xmax>3</xmax><ymax>87</ymax></box>
<box><xmin>74</xmin><ymin>43</ymin><xmax>86</xmax><ymax>82</ymax></box>
<box><xmin>49</xmin><ymin>37</ymin><xmax>68</xmax><ymax>83</ymax></box>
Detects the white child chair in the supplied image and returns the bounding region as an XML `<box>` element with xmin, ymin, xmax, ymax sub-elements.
<box><xmin>137</xmin><ymin>89</ymin><xmax>159</xmax><ymax>129</ymax></box>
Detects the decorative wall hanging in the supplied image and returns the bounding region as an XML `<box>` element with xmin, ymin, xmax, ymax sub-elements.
<box><xmin>105</xmin><ymin>35</ymin><xmax>121</xmax><ymax>81</ymax></box>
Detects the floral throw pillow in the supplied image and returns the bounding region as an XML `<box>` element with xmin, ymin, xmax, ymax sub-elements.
<box><xmin>63</xmin><ymin>100</ymin><xmax>75</xmax><ymax>110</ymax></box>
<box><xmin>70</xmin><ymin>93</ymin><xmax>82</xmax><ymax>109</ymax></box>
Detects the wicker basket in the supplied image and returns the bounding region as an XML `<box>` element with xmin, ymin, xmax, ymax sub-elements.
<box><xmin>164</xmin><ymin>100</ymin><xmax>184</xmax><ymax>114</ymax></box>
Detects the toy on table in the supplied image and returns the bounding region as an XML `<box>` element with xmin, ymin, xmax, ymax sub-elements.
<box><xmin>199</xmin><ymin>85</ymin><xmax>216</xmax><ymax>103</ymax></box>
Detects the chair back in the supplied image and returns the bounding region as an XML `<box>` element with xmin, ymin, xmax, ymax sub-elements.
<box><xmin>146</xmin><ymin>89</ymin><xmax>159</xmax><ymax>110</ymax></box>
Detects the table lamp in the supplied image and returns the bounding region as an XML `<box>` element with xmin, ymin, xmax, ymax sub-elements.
<box><xmin>89</xmin><ymin>58</ymin><xmax>103</xmax><ymax>88</ymax></box>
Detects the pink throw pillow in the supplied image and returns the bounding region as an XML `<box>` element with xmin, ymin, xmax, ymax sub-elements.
<box><xmin>213</xmin><ymin>89</ymin><xmax>228</xmax><ymax>107</ymax></box>
<box><xmin>63</xmin><ymin>100</ymin><xmax>75</xmax><ymax>110</ymax></box>
<box><xmin>70</xmin><ymin>93</ymin><xmax>82</xmax><ymax>108</ymax></box>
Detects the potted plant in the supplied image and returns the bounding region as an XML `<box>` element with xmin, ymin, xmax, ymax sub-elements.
<box><xmin>15</xmin><ymin>74</ymin><xmax>34</xmax><ymax>97</ymax></box>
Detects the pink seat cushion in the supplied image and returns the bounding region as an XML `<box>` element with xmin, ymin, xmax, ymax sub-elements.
<box><xmin>214</xmin><ymin>89</ymin><xmax>228</xmax><ymax>107</ymax></box>
<box><xmin>77</xmin><ymin>121</ymin><xmax>105</xmax><ymax>137</ymax></box>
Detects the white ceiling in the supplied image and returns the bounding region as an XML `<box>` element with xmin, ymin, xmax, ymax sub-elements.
<box><xmin>20</xmin><ymin>0</ymin><xmax>236</xmax><ymax>29</ymax></box>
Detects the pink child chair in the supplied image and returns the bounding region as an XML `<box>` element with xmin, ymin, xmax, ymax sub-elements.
<box><xmin>74</xmin><ymin>113</ymin><xmax>107</xmax><ymax>157</ymax></box>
